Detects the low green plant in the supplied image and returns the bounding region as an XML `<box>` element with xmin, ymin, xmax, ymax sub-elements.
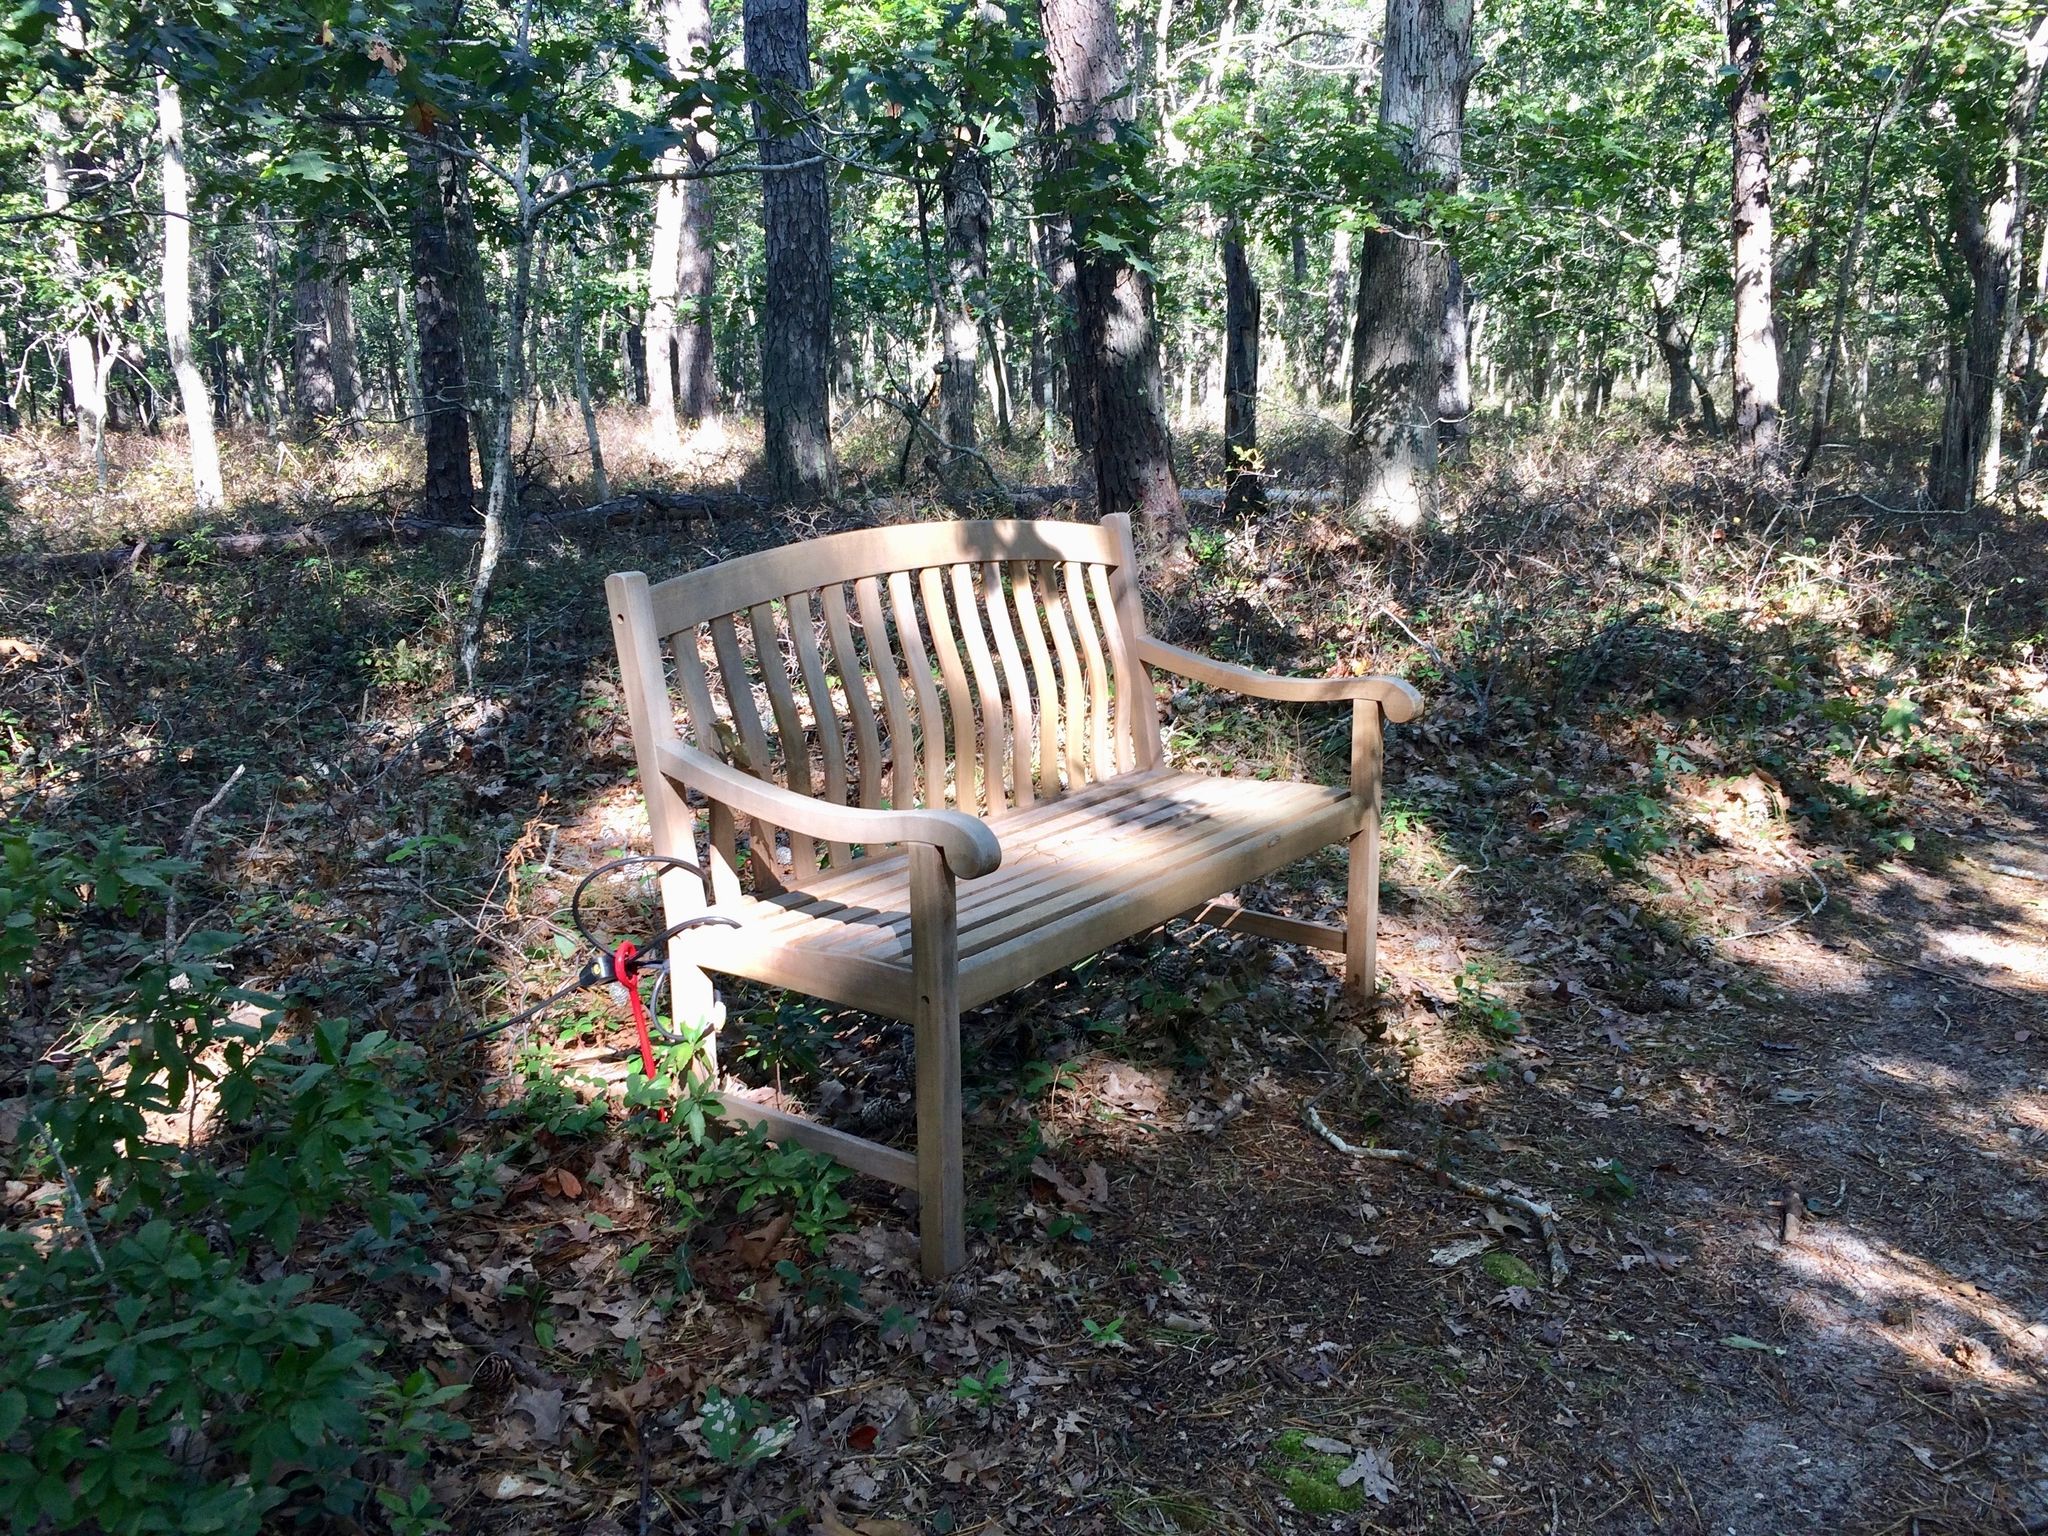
<box><xmin>0</xmin><ymin>826</ymin><xmax>466</xmax><ymax>1534</ymax></box>
<box><xmin>952</xmin><ymin>1358</ymin><xmax>1011</xmax><ymax>1408</ymax></box>
<box><xmin>694</xmin><ymin>1388</ymin><xmax>795</xmax><ymax>1468</ymax></box>
<box><xmin>1452</xmin><ymin>962</ymin><xmax>1523</xmax><ymax>1039</ymax></box>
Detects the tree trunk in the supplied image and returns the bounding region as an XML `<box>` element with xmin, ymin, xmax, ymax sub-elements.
<box><xmin>1799</xmin><ymin>21</ymin><xmax>1943</xmax><ymax>476</ymax></box>
<box><xmin>1040</xmin><ymin>0</ymin><xmax>1181</xmax><ymax>534</ymax></box>
<box><xmin>1929</xmin><ymin>15</ymin><xmax>2048</xmax><ymax>508</ymax></box>
<box><xmin>570</xmin><ymin>283</ymin><xmax>610</xmax><ymax>501</ymax></box>
<box><xmin>676</xmin><ymin>0</ymin><xmax>720</xmax><ymax>427</ymax></box>
<box><xmin>746</xmin><ymin>0</ymin><xmax>837</xmax><ymax>500</ymax></box>
<box><xmin>1345</xmin><ymin>0</ymin><xmax>1472</xmax><ymax>528</ymax></box>
<box><xmin>1728</xmin><ymin>0</ymin><xmax>1781</xmax><ymax>460</ymax></box>
<box><xmin>1322</xmin><ymin>226</ymin><xmax>1353</xmax><ymax>405</ymax></box>
<box><xmin>645</xmin><ymin>173</ymin><xmax>686</xmax><ymax>457</ymax></box>
<box><xmin>1438</xmin><ymin>254</ymin><xmax>1472</xmax><ymax>462</ymax></box>
<box><xmin>292</xmin><ymin>232</ymin><xmax>341</xmax><ymax>429</ymax></box>
<box><xmin>37</xmin><ymin>109</ymin><xmax>103</xmax><ymax>455</ymax></box>
<box><xmin>1222</xmin><ymin>222</ymin><xmax>1263</xmax><ymax>516</ymax></box>
<box><xmin>156</xmin><ymin>76</ymin><xmax>224</xmax><ymax>512</ymax></box>
<box><xmin>1651</xmin><ymin>233</ymin><xmax>1700</xmax><ymax>426</ymax></box>
<box><xmin>327</xmin><ymin>251</ymin><xmax>361</xmax><ymax>426</ymax></box>
<box><xmin>406</xmin><ymin>129</ymin><xmax>475</xmax><ymax>522</ymax></box>
<box><xmin>939</xmin><ymin>137</ymin><xmax>993</xmax><ymax>473</ymax></box>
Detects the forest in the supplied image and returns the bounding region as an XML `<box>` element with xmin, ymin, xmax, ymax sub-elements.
<box><xmin>3</xmin><ymin>0</ymin><xmax>2048</xmax><ymax>1530</ymax></box>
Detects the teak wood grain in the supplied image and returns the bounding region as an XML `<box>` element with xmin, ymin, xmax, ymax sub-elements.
<box><xmin>608</xmin><ymin>514</ymin><xmax>1421</xmax><ymax>1278</ymax></box>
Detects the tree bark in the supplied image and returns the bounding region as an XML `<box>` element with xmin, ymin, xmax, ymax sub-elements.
<box><xmin>675</xmin><ymin>0</ymin><xmax>719</xmax><ymax>427</ymax></box>
<box><xmin>406</xmin><ymin>127</ymin><xmax>475</xmax><ymax>522</ymax></box>
<box><xmin>1438</xmin><ymin>254</ymin><xmax>1471</xmax><ymax>462</ymax></box>
<box><xmin>1928</xmin><ymin>14</ymin><xmax>2048</xmax><ymax>509</ymax></box>
<box><xmin>570</xmin><ymin>279</ymin><xmax>610</xmax><ymax>500</ymax></box>
<box><xmin>644</xmin><ymin>169</ymin><xmax>687</xmax><ymax>457</ymax></box>
<box><xmin>37</xmin><ymin>105</ymin><xmax>103</xmax><ymax>454</ymax></box>
<box><xmin>1345</xmin><ymin>0</ymin><xmax>1472</xmax><ymax>528</ymax></box>
<box><xmin>292</xmin><ymin>231</ymin><xmax>341</xmax><ymax>428</ymax></box>
<box><xmin>939</xmin><ymin>135</ymin><xmax>993</xmax><ymax>474</ymax></box>
<box><xmin>156</xmin><ymin>76</ymin><xmax>224</xmax><ymax>512</ymax></box>
<box><xmin>1040</xmin><ymin>0</ymin><xmax>1181</xmax><ymax>534</ymax></box>
<box><xmin>1322</xmin><ymin>226</ymin><xmax>1353</xmax><ymax>405</ymax></box>
<box><xmin>1222</xmin><ymin>221</ymin><xmax>1263</xmax><ymax>515</ymax></box>
<box><xmin>1728</xmin><ymin>0</ymin><xmax>1781</xmax><ymax>460</ymax></box>
<box><xmin>746</xmin><ymin>0</ymin><xmax>837</xmax><ymax>500</ymax></box>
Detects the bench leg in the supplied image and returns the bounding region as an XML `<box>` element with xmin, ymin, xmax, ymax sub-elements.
<box><xmin>1346</xmin><ymin>699</ymin><xmax>1384</xmax><ymax>1002</ymax></box>
<box><xmin>910</xmin><ymin>845</ymin><xmax>966</xmax><ymax>1278</ymax></box>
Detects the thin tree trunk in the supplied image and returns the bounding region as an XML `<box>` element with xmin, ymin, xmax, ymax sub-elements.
<box><xmin>1323</xmin><ymin>226</ymin><xmax>1353</xmax><ymax>405</ymax></box>
<box><xmin>37</xmin><ymin>111</ymin><xmax>102</xmax><ymax>454</ymax></box>
<box><xmin>1799</xmin><ymin>17</ymin><xmax>1945</xmax><ymax>476</ymax></box>
<box><xmin>1222</xmin><ymin>222</ymin><xmax>1263</xmax><ymax>516</ymax></box>
<box><xmin>645</xmin><ymin>172</ymin><xmax>686</xmax><ymax>457</ymax></box>
<box><xmin>1930</xmin><ymin>13</ymin><xmax>2048</xmax><ymax>508</ymax></box>
<box><xmin>675</xmin><ymin>0</ymin><xmax>719</xmax><ymax>427</ymax></box>
<box><xmin>156</xmin><ymin>76</ymin><xmax>224</xmax><ymax>512</ymax></box>
<box><xmin>1040</xmin><ymin>0</ymin><xmax>1181</xmax><ymax>534</ymax></box>
<box><xmin>570</xmin><ymin>281</ymin><xmax>610</xmax><ymax>500</ymax></box>
<box><xmin>460</xmin><ymin>28</ymin><xmax>538</xmax><ymax>687</ymax></box>
<box><xmin>938</xmin><ymin>136</ymin><xmax>993</xmax><ymax>476</ymax></box>
<box><xmin>746</xmin><ymin>0</ymin><xmax>836</xmax><ymax>499</ymax></box>
<box><xmin>1729</xmin><ymin>0</ymin><xmax>1781</xmax><ymax>460</ymax></box>
<box><xmin>1345</xmin><ymin>0</ymin><xmax>1473</xmax><ymax>528</ymax></box>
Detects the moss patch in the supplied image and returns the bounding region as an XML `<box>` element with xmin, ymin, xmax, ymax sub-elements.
<box><xmin>1266</xmin><ymin>1430</ymin><xmax>1365</xmax><ymax>1515</ymax></box>
<box><xmin>1481</xmin><ymin>1249</ymin><xmax>1543</xmax><ymax>1289</ymax></box>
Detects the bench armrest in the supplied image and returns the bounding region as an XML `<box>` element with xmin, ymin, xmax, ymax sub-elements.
<box><xmin>654</xmin><ymin>738</ymin><xmax>1003</xmax><ymax>880</ymax></box>
<box><xmin>1136</xmin><ymin>637</ymin><xmax>1424</xmax><ymax>723</ymax></box>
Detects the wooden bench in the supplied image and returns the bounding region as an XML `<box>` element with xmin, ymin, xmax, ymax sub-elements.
<box><xmin>606</xmin><ymin>515</ymin><xmax>1422</xmax><ymax>1277</ymax></box>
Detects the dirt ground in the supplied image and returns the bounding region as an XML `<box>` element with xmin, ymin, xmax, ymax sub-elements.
<box><xmin>5</xmin><ymin>421</ymin><xmax>2045</xmax><ymax>1534</ymax></box>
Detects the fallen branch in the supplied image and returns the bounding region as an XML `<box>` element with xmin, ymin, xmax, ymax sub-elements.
<box><xmin>165</xmin><ymin>763</ymin><xmax>246</xmax><ymax>961</ymax></box>
<box><xmin>1304</xmin><ymin>1101</ymin><xmax>1570</xmax><ymax>1287</ymax></box>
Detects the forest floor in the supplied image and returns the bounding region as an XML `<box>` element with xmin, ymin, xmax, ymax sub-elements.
<box><xmin>3</xmin><ymin>409</ymin><xmax>2046</xmax><ymax>1534</ymax></box>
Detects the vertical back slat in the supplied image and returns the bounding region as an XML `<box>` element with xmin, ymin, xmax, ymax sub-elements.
<box><xmin>708</xmin><ymin>613</ymin><xmax>785</xmax><ymax>892</ymax></box>
<box><xmin>667</xmin><ymin>628</ymin><xmax>725</xmax><ymax>755</ymax></box>
<box><xmin>951</xmin><ymin>563</ymin><xmax>1011</xmax><ymax>818</ymax></box>
<box><xmin>1101</xmin><ymin>513</ymin><xmax>1161</xmax><ymax>769</ymax></box>
<box><xmin>1088</xmin><ymin>562</ymin><xmax>1140</xmax><ymax>775</ymax></box>
<box><xmin>887</xmin><ymin>569</ymin><xmax>948</xmax><ymax>808</ymax></box>
<box><xmin>1035</xmin><ymin>562</ymin><xmax>1089</xmax><ymax>787</ymax></box>
<box><xmin>854</xmin><ymin>575</ymin><xmax>918</xmax><ymax>810</ymax></box>
<box><xmin>919</xmin><ymin>567</ymin><xmax>980</xmax><ymax>813</ymax></box>
<box><xmin>748</xmin><ymin>600</ymin><xmax>823</xmax><ymax>877</ymax></box>
<box><xmin>1065</xmin><ymin>559</ymin><xmax>1114</xmax><ymax>777</ymax></box>
<box><xmin>980</xmin><ymin>559</ymin><xmax>1036</xmax><ymax>808</ymax></box>
<box><xmin>785</xmin><ymin>589</ymin><xmax>853</xmax><ymax>867</ymax></box>
<box><xmin>1009</xmin><ymin>560</ymin><xmax>1062</xmax><ymax>797</ymax></box>
<box><xmin>821</xmin><ymin>583</ymin><xmax>886</xmax><ymax>814</ymax></box>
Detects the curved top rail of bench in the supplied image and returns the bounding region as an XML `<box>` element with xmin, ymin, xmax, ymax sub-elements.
<box><xmin>639</xmin><ymin>517</ymin><xmax>1128</xmax><ymax>635</ymax></box>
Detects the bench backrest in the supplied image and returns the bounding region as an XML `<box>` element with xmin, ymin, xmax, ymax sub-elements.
<box><xmin>613</xmin><ymin>515</ymin><xmax>1160</xmax><ymax>891</ymax></box>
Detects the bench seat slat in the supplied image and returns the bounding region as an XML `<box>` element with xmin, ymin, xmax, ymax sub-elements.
<box><xmin>669</xmin><ymin>771</ymin><xmax>1360</xmax><ymax>1019</ymax></box>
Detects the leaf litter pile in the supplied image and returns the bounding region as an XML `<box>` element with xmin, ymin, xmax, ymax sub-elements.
<box><xmin>4</xmin><ymin>430</ymin><xmax>2046</xmax><ymax>1533</ymax></box>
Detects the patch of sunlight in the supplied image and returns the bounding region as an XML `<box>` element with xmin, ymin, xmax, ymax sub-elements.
<box><xmin>1925</xmin><ymin>929</ymin><xmax>2048</xmax><ymax>991</ymax></box>
<box><xmin>1777</xmin><ymin>1225</ymin><xmax>2047</xmax><ymax>1389</ymax></box>
<box><xmin>1860</xmin><ymin>1055</ymin><xmax>1976</xmax><ymax>1095</ymax></box>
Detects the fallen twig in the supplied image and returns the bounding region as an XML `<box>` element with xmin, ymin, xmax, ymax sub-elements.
<box><xmin>1304</xmin><ymin>1101</ymin><xmax>1570</xmax><ymax>1286</ymax></box>
<box><xmin>165</xmin><ymin>764</ymin><xmax>246</xmax><ymax>961</ymax></box>
<box><xmin>1706</xmin><ymin>865</ymin><xmax>1828</xmax><ymax>946</ymax></box>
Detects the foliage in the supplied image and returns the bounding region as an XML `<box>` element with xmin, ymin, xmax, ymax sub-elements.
<box><xmin>0</xmin><ymin>827</ymin><xmax>464</xmax><ymax>1534</ymax></box>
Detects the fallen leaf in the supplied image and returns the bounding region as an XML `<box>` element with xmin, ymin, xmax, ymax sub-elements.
<box><xmin>731</xmin><ymin>1211</ymin><xmax>792</xmax><ymax>1268</ymax></box>
<box><xmin>1335</xmin><ymin>1445</ymin><xmax>1398</xmax><ymax>1503</ymax></box>
<box><xmin>506</xmin><ymin>1384</ymin><xmax>565</xmax><ymax>1444</ymax></box>
<box><xmin>1429</xmin><ymin>1235</ymin><xmax>1491</xmax><ymax>1267</ymax></box>
<box><xmin>484</xmin><ymin>1472</ymin><xmax>550</xmax><ymax>1499</ymax></box>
